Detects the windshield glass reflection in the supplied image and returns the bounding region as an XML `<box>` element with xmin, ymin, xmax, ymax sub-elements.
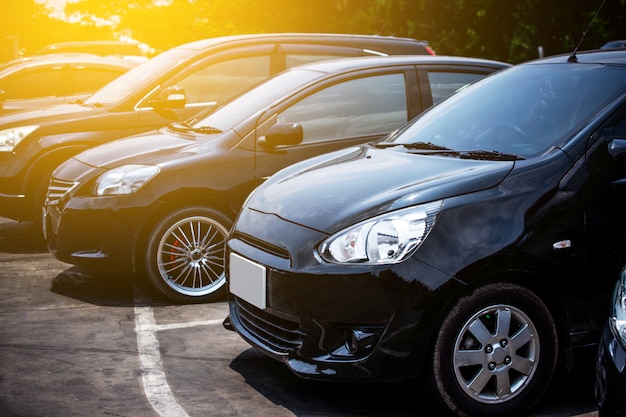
<box><xmin>388</xmin><ymin>63</ymin><xmax>626</xmax><ymax>158</ymax></box>
<box><xmin>84</xmin><ymin>47</ymin><xmax>194</xmax><ymax>106</ymax></box>
<box><xmin>189</xmin><ymin>69</ymin><xmax>321</xmax><ymax>132</ymax></box>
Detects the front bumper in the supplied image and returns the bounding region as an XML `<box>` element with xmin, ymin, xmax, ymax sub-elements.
<box><xmin>45</xmin><ymin>194</ymin><xmax>156</xmax><ymax>272</ymax></box>
<box><xmin>226</xmin><ymin>208</ymin><xmax>458</xmax><ymax>382</ymax></box>
<box><xmin>595</xmin><ymin>322</ymin><xmax>626</xmax><ymax>417</ymax></box>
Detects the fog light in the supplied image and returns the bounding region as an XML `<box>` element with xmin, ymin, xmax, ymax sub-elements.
<box><xmin>347</xmin><ymin>329</ymin><xmax>377</xmax><ymax>354</ymax></box>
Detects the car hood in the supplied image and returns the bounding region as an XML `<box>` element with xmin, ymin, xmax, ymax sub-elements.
<box><xmin>72</xmin><ymin>130</ymin><xmax>206</xmax><ymax>169</ymax></box>
<box><xmin>247</xmin><ymin>145</ymin><xmax>515</xmax><ymax>234</ymax></box>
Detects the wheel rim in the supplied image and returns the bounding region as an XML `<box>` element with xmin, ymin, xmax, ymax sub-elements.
<box><xmin>156</xmin><ymin>215</ymin><xmax>228</xmax><ymax>297</ymax></box>
<box><xmin>452</xmin><ymin>304</ymin><xmax>539</xmax><ymax>404</ymax></box>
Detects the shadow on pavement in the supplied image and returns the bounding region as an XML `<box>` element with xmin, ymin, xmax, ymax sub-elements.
<box><xmin>228</xmin><ymin>348</ymin><xmax>432</xmax><ymax>417</ymax></box>
<box><xmin>50</xmin><ymin>266</ymin><xmax>139</xmax><ymax>307</ymax></box>
<box><xmin>0</xmin><ymin>218</ymin><xmax>47</xmax><ymax>254</ymax></box>
<box><xmin>228</xmin><ymin>335</ymin><xmax>600</xmax><ymax>417</ymax></box>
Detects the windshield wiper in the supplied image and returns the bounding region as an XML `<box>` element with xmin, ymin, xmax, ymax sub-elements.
<box><xmin>417</xmin><ymin>149</ymin><xmax>525</xmax><ymax>161</ymax></box>
<box><xmin>169</xmin><ymin>122</ymin><xmax>222</xmax><ymax>134</ymax></box>
<box><xmin>376</xmin><ymin>141</ymin><xmax>451</xmax><ymax>151</ymax></box>
<box><xmin>376</xmin><ymin>141</ymin><xmax>524</xmax><ymax>160</ymax></box>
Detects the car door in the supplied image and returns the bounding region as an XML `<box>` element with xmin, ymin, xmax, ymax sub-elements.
<box><xmin>252</xmin><ymin>67</ymin><xmax>419</xmax><ymax>181</ymax></box>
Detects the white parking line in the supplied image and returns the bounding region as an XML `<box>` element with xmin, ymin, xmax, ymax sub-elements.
<box><xmin>133</xmin><ymin>287</ymin><xmax>220</xmax><ymax>417</ymax></box>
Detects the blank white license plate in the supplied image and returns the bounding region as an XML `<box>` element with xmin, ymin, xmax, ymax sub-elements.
<box><xmin>229</xmin><ymin>252</ymin><xmax>267</xmax><ymax>310</ymax></box>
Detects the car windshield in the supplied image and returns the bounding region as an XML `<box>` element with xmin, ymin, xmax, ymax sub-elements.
<box><xmin>188</xmin><ymin>68</ymin><xmax>322</xmax><ymax>131</ymax></box>
<box><xmin>84</xmin><ymin>46</ymin><xmax>195</xmax><ymax>106</ymax></box>
<box><xmin>386</xmin><ymin>62</ymin><xmax>626</xmax><ymax>159</ymax></box>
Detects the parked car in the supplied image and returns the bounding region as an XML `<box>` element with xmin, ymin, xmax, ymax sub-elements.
<box><xmin>595</xmin><ymin>265</ymin><xmax>626</xmax><ymax>417</ymax></box>
<box><xmin>33</xmin><ymin>40</ymin><xmax>154</xmax><ymax>61</ymax></box>
<box><xmin>0</xmin><ymin>54</ymin><xmax>139</xmax><ymax>115</ymax></box>
<box><xmin>0</xmin><ymin>33</ymin><xmax>434</xmax><ymax>231</ymax></box>
<box><xmin>600</xmin><ymin>40</ymin><xmax>626</xmax><ymax>49</ymax></box>
<box><xmin>224</xmin><ymin>49</ymin><xmax>626</xmax><ymax>417</ymax></box>
<box><xmin>43</xmin><ymin>54</ymin><xmax>509</xmax><ymax>304</ymax></box>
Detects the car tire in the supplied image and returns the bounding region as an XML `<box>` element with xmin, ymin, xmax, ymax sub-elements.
<box><xmin>144</xmin><ymin>206</ymin><xmax>231</xmax><ymax>303</ymax></box>
<box><xmin>428</xmin><ymin>282</ymin><xmax>558</xmax><ymax>417</ymax></box>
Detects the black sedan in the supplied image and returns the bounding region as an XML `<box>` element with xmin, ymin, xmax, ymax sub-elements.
<box><xmin>43</xmin><ymin>55</ymin><xmax>509</xmax><ymax>303</ymax></box>
<box><xmin>225</xmin><ymin>49</ymin><xmax>626</xmax><ymax>417</ymax></box>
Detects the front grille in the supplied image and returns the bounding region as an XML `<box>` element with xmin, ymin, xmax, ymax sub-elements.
<box><xmin>46</xmin><ymin>178</ymin><xmax>78</xmax><ymax>206</ymax></box>
<box><xmin>234</xmin><ymin>297</ymin><xmax>303</xmax><ymax>354</ymax></box>
<box><xmin>232</xmin><ymin>231</ymin><xmax>290</xmax><ymax>259</ymax></box>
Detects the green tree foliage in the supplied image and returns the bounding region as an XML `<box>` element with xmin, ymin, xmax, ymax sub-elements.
<box><xmin>5</xmin><ymin>0</ymin><xmax>626</xmax><ymax>64</ymax></box>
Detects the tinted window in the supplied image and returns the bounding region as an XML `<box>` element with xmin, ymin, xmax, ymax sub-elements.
<box><xmin>1</xmin><ymin>68</ymin><xmax>61</xmax><ymax>99</ymax></box>
<box><xmin>193</xmin><ymin>68</ymin><xmax>322</xmax><ymax>131</ymax></box>
<box><xmin>71</xmin><ymin>67</ymin><xmax>128</xmax><ymax>95</ymax></box>
<box><xmin>177</xmin><ymin>55</ymin><xmax>271</xmax><ymax>106</ymax></box>
<box><xmin>428</xmin><ymin>71</ymin><xmax>487</xmax><ymax>104</ymax></box>
<box><xmin>86</xmin><ymin>47</ymin><xmax>195</xmax><ymax>106</ymax></box>
<box><xmin>278</xmin><ymin>73</ymin><xmax>408</xmax><ymax>143</ymax></box>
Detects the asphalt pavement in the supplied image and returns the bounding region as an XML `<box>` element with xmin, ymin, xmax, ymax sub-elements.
<box><xmin>0</xmin><ymin>217</ymin><xmax>599</xmax><ymax>417</ymax></box>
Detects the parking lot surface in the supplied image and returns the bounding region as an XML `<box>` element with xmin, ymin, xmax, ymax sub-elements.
<box><xmin>0</xmin><ymin>217</ymin><xmax>599</xmax><ymax>417</ymax></box>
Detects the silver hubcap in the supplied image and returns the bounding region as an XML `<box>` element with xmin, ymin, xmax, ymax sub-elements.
<box><xmin>453</xmin><ymin>304</ymin><xmax>539</xmax><ymax>404</ymax></box>
<box><xmin>157</xmin><ymin>216</ymin><xmax>228</xmax><ymax>297</ymax></box>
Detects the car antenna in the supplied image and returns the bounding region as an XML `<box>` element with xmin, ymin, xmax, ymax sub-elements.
<box><xmin>568</xmin><ymin>0</ymin><xmax>607</xmax><ymax>62</ymax></box>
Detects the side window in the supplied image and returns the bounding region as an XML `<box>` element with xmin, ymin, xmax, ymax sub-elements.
<box><xmin>277</xmin><ymin>73</ymin><xmax>408</xmax><ymax>143</ymax></box>
<box><xmin>176</xmin><ymin>55</ymin><xmax>271</xmax><ymax>106</ymax></box>
<box><xmin>1</xmin><ymin>68</ymin><xmax>61</xmax><ymax>99</ymax></box>
<box><xmin>70</xmin><ymin>67</ymin><xmax>128</xmax><ymax>95</ymax></box>
<box><xmin>428</xmin><ymin>71</ymin><xmax>486</xmax><ymax>104</ymax></box>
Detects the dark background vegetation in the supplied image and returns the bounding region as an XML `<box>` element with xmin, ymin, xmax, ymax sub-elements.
<box><xmin>2</xmin><ymin>0</ymin><xmax>625</xmax><ymax>64</ymax></box>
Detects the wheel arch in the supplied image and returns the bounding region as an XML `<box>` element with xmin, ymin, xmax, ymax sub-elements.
<box><xmin>21</xmin><ymin>144</ymin><xmax>90</xmax><ymax>221</ymax></box>
<box><xmin>413</xmin><ymin>255</ymin><xmax>573</xmax><ymax>381</ymax></box>
<box><xmin>133</xmin><ymin>186</ymin><xmax>239</xmax><ymax>272</ymax></box>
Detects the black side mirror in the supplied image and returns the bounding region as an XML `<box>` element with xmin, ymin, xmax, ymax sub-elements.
<box><xmin>149</xmin><ymin>86</ymin><xmax>186</xmax><ymax>109</ymax></box>
<box><xmin>609</xmin><ymin>138</ymin><xmax>626</xmax><ymax>161</ymax></box>
<box><xmin>259</xmin><ymin>123</ymin><xmax>303</xmax><ymax>148</ymax></box>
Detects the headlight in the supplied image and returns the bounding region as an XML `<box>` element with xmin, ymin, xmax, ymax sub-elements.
<box><xmin>95</xmin><ymin>164</ymin><xmax>160</xmax><ymax>195</ymax></box>
<box><xmin>610</xmin><ymin>267</ymin><xmax>626</xmax><ymax>348</ymax></box>
<box><xmin>0</xmin><ymin>125</ymin><xmax>39</xmax><ymax>152</ymax></box>
<box><xmin>319</xmin><ymin>200</ymin><xmax>443</xmax><ymax>265</ymax></box>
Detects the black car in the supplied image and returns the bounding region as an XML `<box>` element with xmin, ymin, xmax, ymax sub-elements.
<box><xmin>595</xmin><ymin>265</ymin><xmax>626</xmax><ymax>417</ymax></box>
<box><xmin>0</xmin><ymin>33</ymin><xmax>434</xmax><ymax>229</ymax></box>
<box><xmin>225</xmin><ymin>49</ymin><xmax>626</xmax><ymax>417</ymax></box>
<box><xmin>0</xmin><ymin>54</ymin><xmax>139</xmax><ymax>115</ymax></box>
<box><xmin>43</xmin><ymin>54</ymin><xmax>509</xmax><ymax>304</ymax></box>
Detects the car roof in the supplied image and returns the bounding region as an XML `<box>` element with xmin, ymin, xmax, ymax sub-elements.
<box><xmin>171</xmin><ymin>33</ymin><xmax>434</xmax><ymax>55</ymax></box>
<box><xmin>288</xmin><ymin>54</ymin><xmax>511</xmax><ymax>74</ymax></box>
<box><xmin>34</xmin><ymin>40</ymin><xmax>152</xmax><ymax>57</ymax></box>
<box><xmin>0</xmin><ymin>54</ymin><xmax>140</xmax><ymax>73</ymax></box>
<box><xmin>525</xmin><ymin>48</ymin><xmax>626</xmax><ymax>65</ymax></box>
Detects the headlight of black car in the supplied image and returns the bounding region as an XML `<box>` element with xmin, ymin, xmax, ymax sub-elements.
<box><xmin>319</xmin><ymin>200</ymin><xmax>443</xmax><ymax>265</ymax></box>
<box><xmin>95</xmin><ymin>164</ymin><xmax>160</xmax><ymax>195</ymax></box>
<box><xmin>0</xmin><ymin>125</ymin><xmax>39</xmax><ymax>152</ymax></box>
